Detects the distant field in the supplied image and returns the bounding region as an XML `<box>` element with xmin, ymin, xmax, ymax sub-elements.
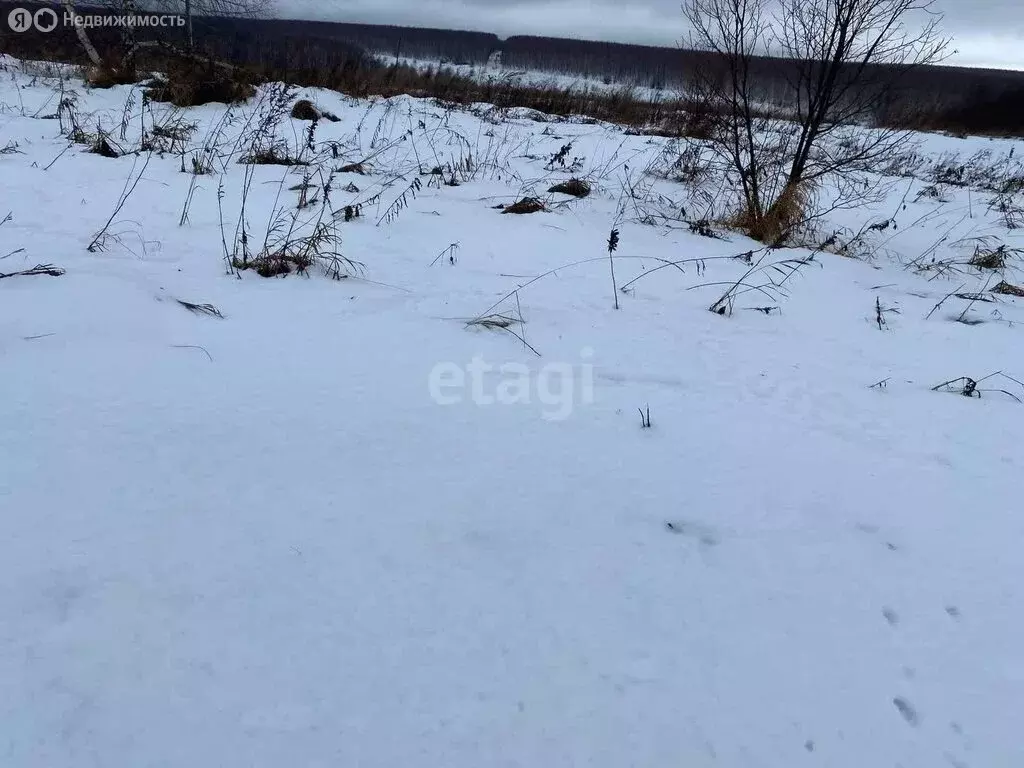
<box><xmin>2</xmin><ymin>2</ymin><xmax>1023</xmax><ymax>135</ymax></box>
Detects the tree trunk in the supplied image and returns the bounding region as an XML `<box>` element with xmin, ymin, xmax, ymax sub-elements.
<box><xmin>185</xmin><ymin>0</ymin><xmax>194</xmax><ymax>50</ymax></box>
<box><xmin>61</xmin><ymin>0</ymin><xmax>102</xmax><ymax>67</ymax></box>
<box><xmin>120</xmin><ymin>0</ymin><xmax>139</xmax><ymax>75</ymax></box>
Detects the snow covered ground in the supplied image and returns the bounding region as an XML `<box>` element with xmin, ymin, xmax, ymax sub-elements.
<box><xmin>382</xmin><ymin>52</ymin><xmax>680</xmax><ymax>101</ymax></box>
<box><xmin>2</xmin><ymin>55</ymin><xmax>1023</xmax><ymax>767</ymax></box>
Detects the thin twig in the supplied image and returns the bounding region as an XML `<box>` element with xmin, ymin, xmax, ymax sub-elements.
<box><xmin>171</xmin><ymin>344</ymin><xmax>213</xmax><ymax>362</ymax></box>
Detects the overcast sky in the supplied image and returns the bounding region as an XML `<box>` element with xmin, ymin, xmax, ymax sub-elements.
<box><xmin>278</xmin><ymin>0</ymin><xmax>1024</xmax><ymax>70</ymax></box>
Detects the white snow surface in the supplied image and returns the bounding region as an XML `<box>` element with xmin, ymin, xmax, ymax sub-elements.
<box><xmin>380</xmin><ymin>53</ymin><xmax>681</xmax><ymax>102</ymax></box>
<box><xmin>2</xmin><ymin>55</ymin><xmax>1023</xmax><ymax>767</ymax></box>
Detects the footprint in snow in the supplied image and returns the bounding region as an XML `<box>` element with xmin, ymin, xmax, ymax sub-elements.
<box><xmin>854</xmin><ymin>522</ymin><xmax>900</xmax><ymax>552</ymax></box>
<box><xmin>893</xmin><ymin>696</ymin><xmax>919</xmax><ymax>727</ymax></box>
<box><xmin>43</xmin><ymin>569</ymin><xmax>88</xmax><ymax>624</ymax></box>
<box><xmin>665</xmin><ymin>520</ymin><xmax>719</xmax><ymax>547</ymax></box>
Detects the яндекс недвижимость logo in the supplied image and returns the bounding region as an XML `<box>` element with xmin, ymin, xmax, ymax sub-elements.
<box><xmin>7</xmin><ymin>7</ymin><xmax>59</xmax><ymax>32</ymax></box>
<box><xmin>6</xmin><ymin>7</ymin><xmax>184</xmax><ymax>32</ymax></box>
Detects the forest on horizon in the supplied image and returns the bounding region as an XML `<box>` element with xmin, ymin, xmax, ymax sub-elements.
<box><xmin>2</xmin><ymin>5</ymin><xmax>1022</xmax><ymax>134</ymax></box>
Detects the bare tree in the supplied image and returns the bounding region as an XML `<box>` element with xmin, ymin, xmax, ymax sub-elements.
<box><xmin>683</xmin><ymin>0</ymin><xmax>951</xmax><ymax>243</ymax></box>
<box><xmin>776</xmin><ymin>0</ymin><xmax>950</xmax><ymax>185</ymax></box>
<box><xmin>684</xmin><ymin>0</ymin><xmax>776</xmax><ymax>232</ymax></box>
<box><xmin>58</xmin><ymin>0</ymin><xmax>149</xmax><ymax>74</ymax></box>
<box><xmin>61</xmin><ymin>0</ymin><xmax>102</xmax><ymax>67</ymax></box>
<box><xmin>59</xmin><ymin>0</ymin><xmax>143</xmax><ymax>76</ymax></box>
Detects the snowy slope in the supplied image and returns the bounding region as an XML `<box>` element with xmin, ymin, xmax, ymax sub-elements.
<box><xmin>2</xmin><ymin>56</ymin><xmax>1023</xmax><ymax>767</ymax></box>
<box><xmin>380</xmin><ymin>53</ymin><xmax>682</xmax><ymax>101</ymax></box>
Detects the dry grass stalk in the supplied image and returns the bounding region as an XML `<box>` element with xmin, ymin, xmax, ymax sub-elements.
<box><xmin>931</xmin><ymin>372</ymin><xmax>1024</xmax><ymax>402</ymax></box>
<box><xmin>466</xmin><ymin>313</ymin><xmax>519</xmax><ymax>329</ymax></box>
<box><xmin>176</xmin><ymin>299</ymin><xmax>224</xmax><ymax>318</ymax></box>
<box><xmin>0</xmin><ymin>263</ymin><xmax>65</xmax><ymax>279</ymax></box>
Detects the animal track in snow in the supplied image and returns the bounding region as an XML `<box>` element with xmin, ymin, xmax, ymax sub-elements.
<box><xmin>893</xmin><ymin>696</ymin><xmax>919</xmax><ymax>727</ymax></box>
<box><xmin>664</xmin><ymin>520</ymin><xmax>719</xmax><ymax>547</ymax></box>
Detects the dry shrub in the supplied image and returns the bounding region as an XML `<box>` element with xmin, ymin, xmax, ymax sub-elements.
<box><xmin>669</xmin><ymin>142</ymin><xmax>714</xmax><ymax>185</ymax></box>
<box><xmin>922</xmin><ymin>84</ymin><xmax>1024</xmax><ymax>138</ymax></box>
<box><xmin>82</xmin><ymin>47</ymin><xmax>141</xmax><ymax>89</ymax></box>
<box><xmin>145</xmin><ymin>117</ymin><xmax>197</xmax><ymax>154</ymax></box>
<box><xmin>1</xmin><ymin>29</ymin><xmax>723</xmax><ymax>134</ymax></box>
<box><xmin>319</xmin><ymin>61</ymin><xmax>697</xmax><ymax>130</ymax></box>
<box><xmin>548</xmin><ymin>178</ymin><xmax>591</xmax><ymax>198</ymax></box>
<box><xmin>146</xmin><ymin>56</ymin><xmax>255</xmax><ymax>107</ymax></box>
<box><xmin>502</xmin><ymin>197</ymin><xmax>546</xmax><ymax>214</ymax></box>
<box><xmin>735</xmin><ymin>182</ymin><xmax>810</xmax><ymax>245</ymax></box>
<box><xmin>644</xmin><ymin>100</ymin><xmax>718</xmax><ymax>139</ymax></box>
<box><xmin>680</xmin><ymin>102</ymin><xmax>718</xmax><ymax>140</ymax></box>
<box><xmin>86</xmin><ymin>64</ymin><xmax>139</xmax><ymax>89</ymax></box>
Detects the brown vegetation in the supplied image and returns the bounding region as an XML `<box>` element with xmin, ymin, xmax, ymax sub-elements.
<box><xmin>145</xmin><ymin>54</ymin><xmax>256</xmax><ymax>107</ymax></box>
<box><xmin>502</xmin><ymin>198</ymin><xmax>546</xmax><ymax>214</ymax></box>
<box><xmin>548</xmin><ymin>179</ymin><xmax>591</xmax><ymax>198</ymax></box>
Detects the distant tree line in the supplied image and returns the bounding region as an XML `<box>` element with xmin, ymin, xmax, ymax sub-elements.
<box><xmin>1</xmin><ymin>4</ymin><xmax>1021</xmax><ymax>134</ymax></box>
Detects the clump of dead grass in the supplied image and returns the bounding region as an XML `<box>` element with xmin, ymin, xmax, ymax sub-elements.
<box><xmin>232</xmin><ymin>217</ymin><xmax>360</xmax><ymax>281</ymax></box>
<box><xmin>733</xmin><ymin>182</ymin><xmax>810</xmax><ymax>245</ymax></box>
<box><xmin>239</xmin><ymin>139</ymin><xmax>309</xmax><ymax>166</ymax></box>
<box><xmin>502</xmin><ymin>197</ymin><xmax>546</xmax><ymax>215</ymax></box>
<box><xmin>991</xmin><ymin>280</ymin><xmax>1024</xmax><ymax>297</ymax></box>
<box><xmin>969</xmin><ymin>242</ymin><xmax>1016</xmax><ymax>270</ymax></box>
<box><xmin>143</xmin><ymin>116</ymin><xmax>197</xmax><ymax>154</ymax></box>
<box><xmin>233</xmin><ymin>252</ymin><xmax>314</xmax><ymax>278</ymax></box>
<box><xmin>85</xmin><ymin>60</ymin><xmax>141</xmax><ymax>90</ymax></box>
<box><xmin>548</xmin><ymin>178</ymin><xmax>591</xmax><ymax>198</ymax></box>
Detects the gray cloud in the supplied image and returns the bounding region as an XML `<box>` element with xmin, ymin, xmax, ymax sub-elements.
<box><xmin>279</xmin><ymin>0</ymin><xmax>1024</xmax><ymax>69</ymax></box>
